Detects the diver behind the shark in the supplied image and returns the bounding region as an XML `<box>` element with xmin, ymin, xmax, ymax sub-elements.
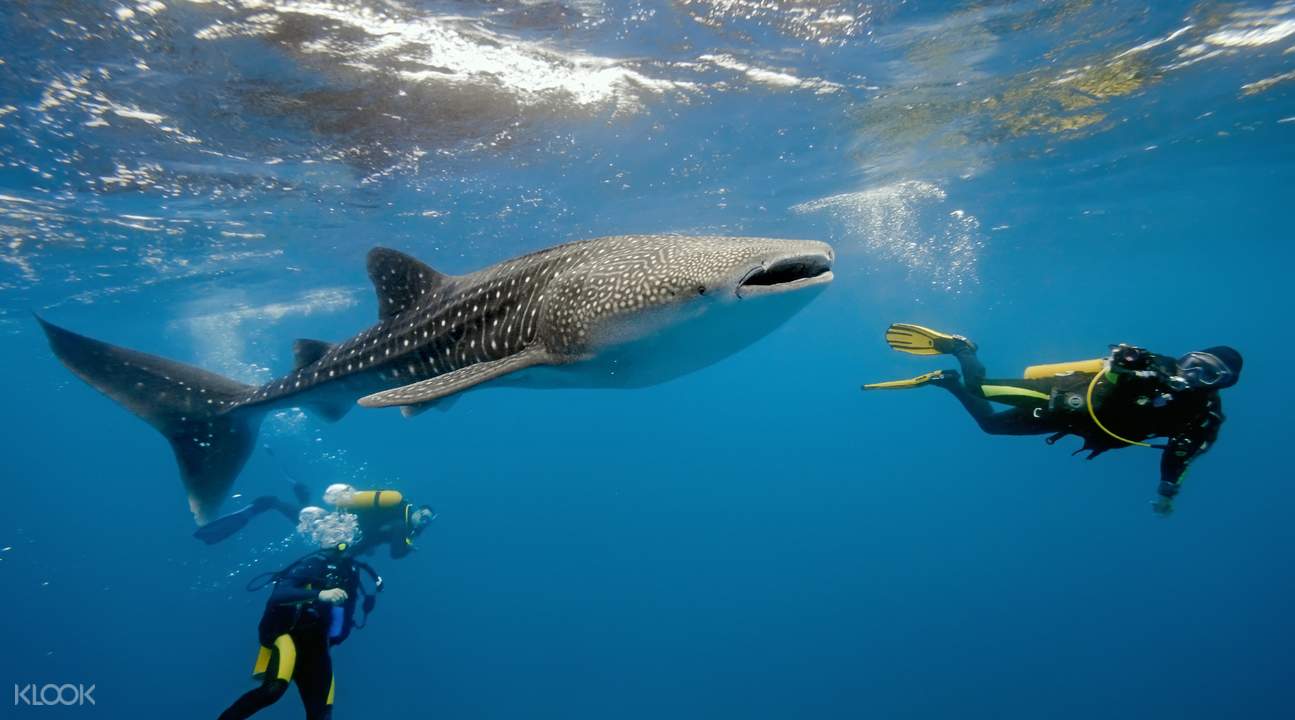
<box><xmin>39</xmin><ymin>235</ymin><xmax>834</xmax><ymax>525</ymax></box>
<box><xmin>195</xmin><ymin>476</ymin><xmax>435</xmax><ymax>560</ymax></box>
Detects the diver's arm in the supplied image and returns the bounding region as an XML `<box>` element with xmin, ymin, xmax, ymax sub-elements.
<box><xmin>389</xmin><ymin>537</ymin><xmax>414</xmax><ymax>559</ymax></box>
<box><xmin>1108</xmin><ymin>345</ymin><xmax>1179</xmax><ymax>388</ymax></box>
<box><xmin>1158</xmin><ymin>437</ymin><xmax>1197</xmax><ymax>499</ymax></box>
<box><xmin>269</xmin><ymin>583</ymin><xmax>347</xmax><ymax>606</ymax></box>
<box><xmin>268</xmin><ymin>581</ymin><xmax>321</xmax><ymax>606</ymax></box>
<box><xmin>1156</xmin><ymin>398</ymin><xmax>1224</xmax><ymax>501</ymax></box>
<box><xmin>369</xmin><ymin>509</ymin><xmax>415</xmax><ymax>559</ymax></box>
<box><xmin>267</xmin><ymin>562</ymin><xmax>346</xmax><ymax>605</ymax></box>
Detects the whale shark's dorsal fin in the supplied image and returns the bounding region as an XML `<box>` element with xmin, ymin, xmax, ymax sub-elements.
<box><xmin>358</xmin><ymin>349</ymin><xmax>551</xmax><ymax>408</ymax></box>
<box><xmin>366</xmin><ymin>247</ymin><xmax>451</xmax><ymax>320</ymax></box>
<box><xmin>292</xmin><ymin>338</ymin><xmax>334</xmax><ymax>371</ymax></box>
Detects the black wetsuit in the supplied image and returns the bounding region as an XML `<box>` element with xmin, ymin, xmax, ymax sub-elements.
<box><xmin>352</xmin><ymin>500</ymin><xmax>420</xmax><ymax>559</ymax></box>
<box><xmin>199</xmin><ymin>490</ymin><xmax>425</xmax><ymax>558</ymax></box>
<box><xmin>940</xmin><ymin>346</ymin><xmax>1224</xmax><ymax>501</ymax></box>
<box><xmin>219</xmin><ymin>551</ymin><xmax>366</xmax><ymax>720</ymax></box>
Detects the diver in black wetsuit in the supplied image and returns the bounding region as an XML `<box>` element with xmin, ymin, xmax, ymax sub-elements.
<box><xmin>864</xmin><ymin>324</ymin><xmax>1242</xmax><ymax>515</ymax></box>
<box><xmin>339</xmin><ymin>488</ymin><xmax>435</xmax><ymax>560</ymax></box>
<box><xmin>219</xmin><ymin>544</ymin><xmax>382</xmax><ymax>720</ymax></box>
<box><xmin>197</xmin><ymin>481</ymin><xmax>434</xmax><ymax>558</ymax></box>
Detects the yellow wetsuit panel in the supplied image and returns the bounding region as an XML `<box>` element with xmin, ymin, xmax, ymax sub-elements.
<box><xmin>273</xmin><ymin>634</ymin><xmax>297</xmax><ymax>682</ymax></box>
<box><xmin>980</xmin><ymin>384</ymin><xmax>1050</xmax><ymax>401</ymax></box>
<box><xmin>250</xmin><ymin>634</ymin><xmax>298</xmax><ymax>681</ymax></box>
<box><xmin>252</xmin><ymin>646</ymin><xmax>272</xmax><ymax>679</ymax></box>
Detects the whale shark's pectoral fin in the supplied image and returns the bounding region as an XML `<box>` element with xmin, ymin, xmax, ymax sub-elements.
<box><xmin>399</xmin><ymin>394</ymin><xmax>460</xmax><ymax>418</ymax></box>
<box><xmin>400</xmin><ymin>403</ymin><xmax>432</xmax><ymax>419</ymax></box>
<box><xmin>305</xmin><ymin>398</ymin><xmax>352</xmax><ymax>423</ymax></box>
<box><xmin>359</xmin><ymin>349</ymin><xmax>551</xmax><ymax>409</ymax></box>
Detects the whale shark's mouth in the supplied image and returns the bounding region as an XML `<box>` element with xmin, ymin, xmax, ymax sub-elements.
<box><xmin>736</xmin><ymin>254</ymin><xmax>834</xmax><ymax>299</ymax></box>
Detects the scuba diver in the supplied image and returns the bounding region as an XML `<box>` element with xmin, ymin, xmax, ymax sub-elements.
<box><xmin>863</xmin><ymin>323</ymin><xmax>1242</xmax><ymax>515</ymax></box>
<box><xmin>219</xmin><ymin>538</ymin><xmax>383</xmax><ymax>719</ymax></box>
<box><xmin>321</xmin><ymin>484</ymin><xmax>436</xmax><ymax>560</ymax></box>
<box><xmin>196</xmin><ymin>478</ymin><xmax>434</xmax><ymax>559</ymax></box>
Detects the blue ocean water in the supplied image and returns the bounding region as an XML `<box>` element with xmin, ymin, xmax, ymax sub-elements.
<box><xmin>2</xmin><ymin>0</ymin><xmax>1294</xmax><ymax>717</ymax></box>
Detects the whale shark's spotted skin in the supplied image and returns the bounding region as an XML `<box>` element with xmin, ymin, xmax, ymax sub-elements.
<box><xmin>250</xmin><ymin>240</ymin><xmax>591</xmax><ymax>407</ymax></box>
<box><xmin>39</xmin><ymin>234</ymin><xmax>834</xmax><ymax>522</ymax></box>
<box><xmin>242</xmin><ymin>235</ymin><xmax>832</xmax><ymax>411</ymax></box>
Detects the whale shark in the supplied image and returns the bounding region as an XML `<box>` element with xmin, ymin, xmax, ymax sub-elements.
<box><xmin>39</xmin><ymin>234</ymin><xmax>834</xmax><ymax>523</ymax></box>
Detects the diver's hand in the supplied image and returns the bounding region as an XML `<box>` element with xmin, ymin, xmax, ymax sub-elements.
<box><xmin>318</xmin><ymin>588</ymin><xmax>348</xmax><ymax>605</ymax></box>
<box><xmin>1150</xmin><ymin>496</ymin><xmax>1175</xmax><ymax>517</ymax></box>
<box><xmin>1110</xmin><ymin>344</ymin><xmax>1152</xmax><ymax>372</ymax></box>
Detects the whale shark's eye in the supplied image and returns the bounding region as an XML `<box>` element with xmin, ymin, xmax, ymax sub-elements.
<box><xmin>697</xmin><ymin>285</ymin><xmax>706</xmax><ymax>295</ymax></box>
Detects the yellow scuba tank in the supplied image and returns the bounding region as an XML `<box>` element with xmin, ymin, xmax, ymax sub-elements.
<box><xmin>335</xmin><ymin>490</ymin><xmax>403</xmax><ymax>510</ymax></box>
<box><xmin>1022</xmin><ymin>359</ymin><xmax>1105</xmax><ymax>379</ymax></box>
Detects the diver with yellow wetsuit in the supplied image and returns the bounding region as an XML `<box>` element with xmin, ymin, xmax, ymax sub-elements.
<box><xmin>219</xmin><ymin>542</ymin><xmax>383</xmax><ymax>720</ymax></box>
<box><xmin>864</xmin><ymin>324</ymin><xmax>1242</xmax><ymax>515</ymax></box>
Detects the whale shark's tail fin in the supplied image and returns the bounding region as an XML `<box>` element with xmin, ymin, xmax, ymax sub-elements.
<box><xmin>36</xmin><ymin>316</ymin><xmax>265</xmax><ymax>525</ymax></box>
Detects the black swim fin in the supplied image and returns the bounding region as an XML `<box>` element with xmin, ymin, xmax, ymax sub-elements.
<box><xmin>192</xmin><ymin>496</ymin><xmax>297</xmax><ymax>544</ymax></box>
<box><xmin>192</xmin><ymin>505</ymin><xmax>257</xmax><ymax>544</ymax></box>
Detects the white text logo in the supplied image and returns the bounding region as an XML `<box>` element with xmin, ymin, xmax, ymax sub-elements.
<box><xmin>13</xmin><ymin>684</ymin><xmax>96</xmax><ymax>707</ymax></box>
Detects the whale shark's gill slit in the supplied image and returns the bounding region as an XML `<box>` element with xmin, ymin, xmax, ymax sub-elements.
<box><xmin>740</xmin><ymin>257</ymin><xmax>832</xmax><ymax>287</ymax></box>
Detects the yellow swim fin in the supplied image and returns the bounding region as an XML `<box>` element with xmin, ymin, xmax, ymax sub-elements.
<box><xmin>883</xmin><ymin>323</ymin><xmax>974</xmax><ymax>356</ymax></box>
<box><xmin>862</xmin><ymin>370</ymin><xmax>950</xmax><ymax>391</ymax></box>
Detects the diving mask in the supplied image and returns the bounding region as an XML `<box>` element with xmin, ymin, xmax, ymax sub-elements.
<box><xmin>1175</xmin><ymin>351</ymin><xmax>1235</xmax><ymax>389</ymax></box>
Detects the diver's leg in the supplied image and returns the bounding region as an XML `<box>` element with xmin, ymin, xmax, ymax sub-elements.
<box><xmin>196</xmin><ymin>497</ymin><xmax>295</xmax><ymax>545</ymax></box>
<box><xmin>217</xmin><ymin>636</ymin><xmax>297</xmax><ymax>720</ymax></box>
<box><xmin>957</xmin><ymin>404</ymin><xmax>1051</xmax><ymax>436</ymax></box>
<box><xmin>934</xmin><ymin>357</ymin><xmax>1052</xmax><ymax>437</ymax></box>
<box><xmin>934</xmin><ymin>374</ymin><xmax>1006</xmax><ymax>429</ymax></box>
<box><xmin>932</xmin><ymin>346</ymin><xmax>996</xmax><ymax>420</ymax></box>
<box><xmin>288</xmin><ymin>478</ymin><xmax>311</xmax><ymax>509</ymax></box>
<box><xmin>194</xmin><ymin>505</ymin><xmax>258</xmax><ymax>545</ymax></box>
<box><xmin>294</xmin><ymin>632</ymin><xmax>334</xmax><ymax>720</ymax></box>
<box><xmin>268</xmin><ymin>498</ymin><xmax>300</xmax><ymax>524</ymax></box>
<box><xmin>951</xmin><ymin>347</ymin><xmax>988</xmax><ymax>395</ymax></box>
<box><xmin>217</xmin><ymin>679</ymin><xmax>289</xmax><ymax>720</ymax></box>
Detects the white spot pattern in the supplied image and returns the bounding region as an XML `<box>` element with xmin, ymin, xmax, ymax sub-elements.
<box><xmin>234</xmin><ymin>235</ymin><xmax>832</xmax><ymax>409</ymax></box>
